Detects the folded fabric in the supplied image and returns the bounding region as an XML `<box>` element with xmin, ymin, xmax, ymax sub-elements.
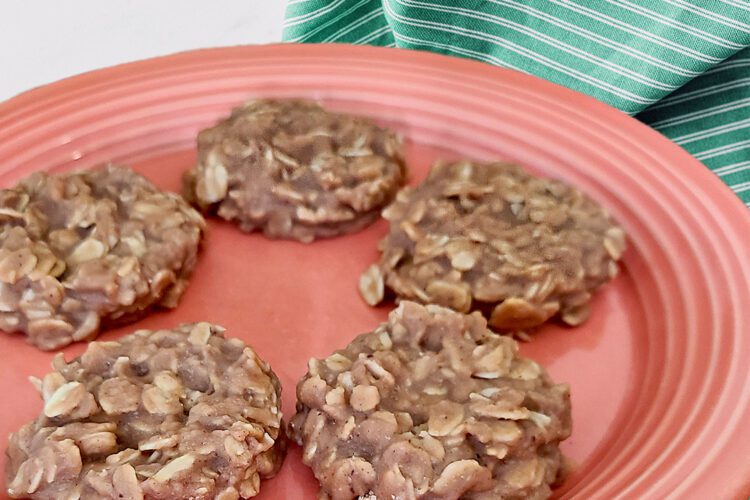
<box><xmin>284</xmin><ymin>0</ymin><xmax>750</xmax><ymax>206</ymax></box>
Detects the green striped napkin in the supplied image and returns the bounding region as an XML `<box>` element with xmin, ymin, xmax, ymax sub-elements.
<box><xmin>283</xmin><ymin>0</ymin><xmax>750</xmax><ymax>206</ymax></box>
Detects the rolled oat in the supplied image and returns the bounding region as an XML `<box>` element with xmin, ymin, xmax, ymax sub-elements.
<box><xmin>183</xmin><ymin>99</ymin><xmax>407</xmax><ymax>242</ymax></box>
<box><xmin>5</xmin><ymin>323</ymin><xmax>285</xmax><ymax>500</ymax></box>
<box><xmin>0</xmin><ymin>165</ymin><xmax>205</xmax><ymax>350</ymax></box>
<box><xmin>290</xmin><ymin>301</ymin><xmax>572</xmax><ymax>500</ymax></box>
<box><xmin>361</xmin><ymin>160</ymin><xmax>625</xmax><ymax>331</ymax></box>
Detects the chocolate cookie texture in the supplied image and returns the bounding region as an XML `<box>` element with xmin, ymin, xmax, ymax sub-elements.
<box><xmin>290</xmin><ymin>302</ymin><xmax>572</xmax><ymax>500</ymax></box>
<box><xmin>360</xmin><ymin>160</ymin><xmax>625</xmax><ymax>331</ymax></box>
<box><xmin>6</xmin><ymin>323</ymin><xmax>285</xmax><ymax>500</ymax></box>
<box><xmin>0</xmin><ymin>165</ymin><xmax>205</xmax><ymax>350</ymax></box>
<box><xmin>184</xmin><ymin>99</ymin><xmax>406</xmax><ymax>242</ymax></box>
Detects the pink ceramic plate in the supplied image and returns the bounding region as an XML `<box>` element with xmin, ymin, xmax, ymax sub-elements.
<box><xmin>0</xmin><ymin>44</ymin><xmax>749</xmax><ymax>499</ymax></box>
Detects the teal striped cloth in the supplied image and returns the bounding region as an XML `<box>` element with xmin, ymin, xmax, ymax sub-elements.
<box><xmin>283</xmin><ymin>0</ymin><xmax>750</xmax><ymax>206</ymax></box>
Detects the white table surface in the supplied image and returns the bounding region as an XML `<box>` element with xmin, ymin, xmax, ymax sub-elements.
<box><xmin>1</xmin><ymin>0</ymin><xmax>285</xmax><ymax>101</ymax></box>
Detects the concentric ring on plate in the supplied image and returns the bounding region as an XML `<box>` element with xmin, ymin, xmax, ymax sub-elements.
<box><xmin>0</xmin><ymin>45</ymin><xmax>748</xmax><ymax>499</ymax></box>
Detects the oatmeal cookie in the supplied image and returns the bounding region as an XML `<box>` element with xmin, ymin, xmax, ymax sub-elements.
<box><xmin>0</xmin><ymin>165</ymin><xmax>205</xmax><ymax>350</ymax></box>
<box><xmin>360</xmin><ymin>160</ymin><xmax>625</xmax><ymax>330</ymax></box>
<box><xmin>290</xmin><ymin>302</ymin><xmax>572</xmax><ymax>500</ymax></box>
<box><xmin>6</xmin><ymin>323</ymin><xmax>285</xmax><ymax>500</ymax></box>
<box><xmin>183</xmin><ymin>99</ymin><xmax>406</xmax><ymax>242</ymax></box>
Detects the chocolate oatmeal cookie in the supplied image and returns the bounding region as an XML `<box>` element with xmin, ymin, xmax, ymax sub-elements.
<box><xmin>0</xmin><ymin>165</ymin><xmax>205</xmax><ymax>350</ymax></box>
<box><xmin>290</xmin><ymin>302</ymin><xmax>572</xmax><ymax>500</ymax></box>
<box><xmin>360</xmin><ymin>160</ymin><xmax>625</xmax><ymax>331</ymax></box>
<box><xmin>6</xmin><ymin>323</ymin><xmax>285</xmax><ymax>500</ymax></box>
<box><xmin>183</xmin><ymin>99</ymin><xmax>406</xmax><ymax>242</ymax></box>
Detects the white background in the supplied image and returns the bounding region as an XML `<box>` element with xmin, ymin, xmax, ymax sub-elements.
<box><xmin>1</xmin><ymin>1</ymin><xmax>286</xmax><ymax>101</ymax></box>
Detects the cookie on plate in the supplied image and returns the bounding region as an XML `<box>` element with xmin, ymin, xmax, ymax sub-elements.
<box><xmin>183</xmin><ymin>99</ymin><xmax>406</xmax><ymax>242</ymax></box>
<box><xmin>290</xmin><ymin>301</ymin><xmax>572</xmax><ymax>500</ymax></box>
<box><xmin>6</xmin><ymin>323</ymin><xmax>285</xmax><ymax>500</ymax></box>
<box><xmin>0</xmin><ymin>165</ymin><xmax>205</xmax><ymax>350</ymax></box>
<box><xmin>359</xmin><ymin>160</ymin><xmax>625</xmax><ymax>331</ymax></box>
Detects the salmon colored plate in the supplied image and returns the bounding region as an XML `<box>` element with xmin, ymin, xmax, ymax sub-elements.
<box><xmin>1</xmin><ymin>44</ymin><xmax>749</xmax><ymax>500</ymax></box>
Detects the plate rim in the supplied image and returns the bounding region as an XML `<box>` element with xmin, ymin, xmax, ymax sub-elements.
<box><xmin>1</xmin><ymin>43</ymin><xmax>747</xmax><ymax>221</ymax></box>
